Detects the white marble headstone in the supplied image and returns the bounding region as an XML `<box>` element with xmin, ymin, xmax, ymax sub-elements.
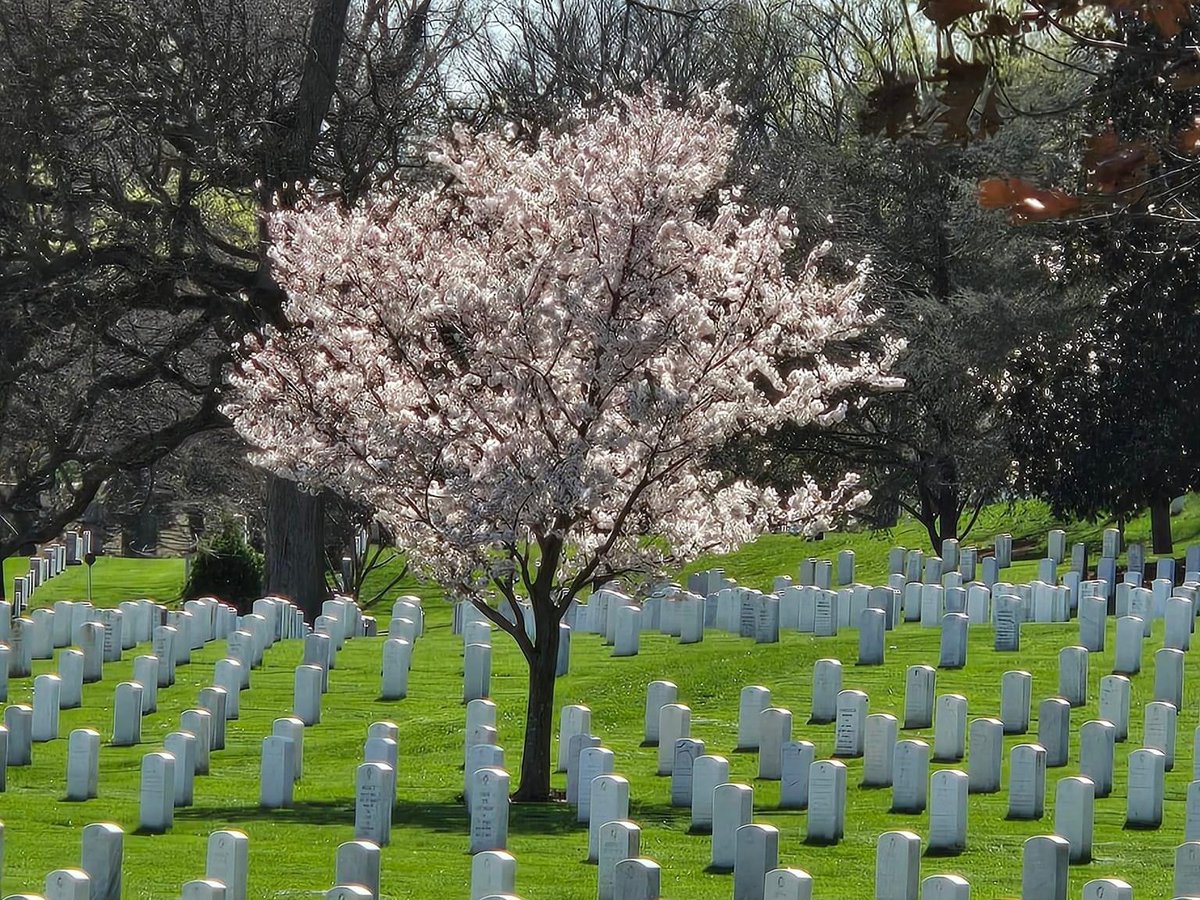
<box><xmin>904</xmin><ymin>666</ymin><xmax>935</xmax><ymax>730</ymax></box>
<box><xmin>1007</xmin><ymin>743</ymin><xmax>1046</xmax><ymax>820</ymax></box>
<box><xmin>138</xmin><ymin>751</ymin><xmax>175</xmax><ymax>834</ymax></box>
<box><xmin>1126</xmin><ymin>747</ymin><xmax>1165</xmax><ymax>828</ymax></box>
<box><xmin>711</xmin><ymin>782</ymin><xmax>753</xmax><ymax>870</ymax></box>
<box><xmin>66</xmin><ymin>728</ymin><xmax>100</xmax><ymax>802</ymax></box>
<box><xmin>1079</xmin><ymin>719</ymin><xmax>1115</xmax><ymax>798</ymax></box>
<box><xmin>1054</xmin><ymin>776</ymin><xmax>1094</xmax><ymax>863</ymax></box>
<box><xmin>643</xmin><ymin>681</ymin><xmax>677</xmax><ymax>745</ymax></box>
<box><xmin>806</xmin><ymin>760</ymin><xmax>846</xmax><ymax>844</ymax></box>
<box><xmin>780</xmin><ymin>741</ymin><xmax>814</xmax><ymax>810</ymax></box>
<box><xmin>468</xmin><ymin>766</ymin><xmax>508</xmax><ymax>854</ymax></box>
<box><xmin>691</xmin><ymin>755</ymin><xmax>730</xmax><ymax>831</ymax></box>
<box><xmin>810</xmin><ymin>660</ymin><xmax>842</xmax><ymax>725</ymax></box>
<box><xmin>1021</xmin><ymin>835</ymin><xmax>1068</xmax><ymax>900</ymax></box>
<box><xmin>832</xmin><ymin>690</ymin><xmax>867</xmax><ymax>758</ymax></box>
<box><xmin>1037</xmin><ymin>698</ymin><xmax>1070</xmax><ymax>768</ymax></box>
<box><xmin>206</xmin><ymin>830</ymin><xmax>249</xmax><ymax>900</ymax></box>
<box><xmin>734</xmin><ymin>824</ymin><xmax>779</xmax><ymax>900</ymax></box>
<box><xmin>597</xmin><ymin>821</ymin><xmax>639</xmax><ymax>900</ymax></box>
<box><xmin>928</xmin><ymin>770</ymin><xmax>968</xmax><ymax>854</ymax></box>
<box><xmin>1099</xmin><ymin>675</ymin><xmax>1131</xmax><ymax>742</ymax></box>
<box><xmin>967</xmin><ymin>718</ymin><xmax>1002</xmax><ymax>794</ymax></box>
<box><xmin>863</xmin><ymin>714</ymin><xmax>898</xmax><ymax>788</ymax></box>
<box><xmin>874</xmin><ymin>830</ymin><xmax>921</xmax><ymax>900</ymax></box>
<box><xmin>757</xmin><ymin>709</ymin><xmax>791</xmax><ymax>781</ymax></box>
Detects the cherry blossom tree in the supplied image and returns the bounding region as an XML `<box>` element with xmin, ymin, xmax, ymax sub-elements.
<box><xmin>225</xmin><ymin>90</ymin><xmax>901</xmax><ymax>800</ymax></box>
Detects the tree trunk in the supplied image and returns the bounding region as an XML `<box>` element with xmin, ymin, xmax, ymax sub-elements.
<box><xmin>917</xmin><ymin>488</ymin><xmax>959</xmax><ymax>553</ymax></box>
<box><xmin>935</xmin><ymin>489</ymin><xmax>959</xmax><ymax>549</ymax></box>
<box><xmin>264</xmin><ymin>475</ymin><xmax>327</xmax><ymax>620</ymax></box>
<box><xmin>1150</xmin><ymin>494</ymin><xmax>1174</xmax><ymax>555</ymax></box>
<box><xmin>514</xmin><ymin>605</ymin><xmax>560</xmax><ymax>802</ymax></box>
<box><xmin>875</xmin><ymin>495</ymin><xmax>900</xmax><ymax>528</ymax></box>
<box><xmin>916</xmin><ymin>449</ymin><xmax>961</xmax><ymax>553</ymax></box>
<box><xmin>255</xmin><ymin>0</ymin><xmax>352</xmax><ymax>620</ymax></box>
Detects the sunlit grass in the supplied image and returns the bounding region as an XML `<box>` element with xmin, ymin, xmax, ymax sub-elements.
<box><xmin>4</xmin><ymin>497</ymin><xmax>1200</xmax><ymax>895</ymax></box>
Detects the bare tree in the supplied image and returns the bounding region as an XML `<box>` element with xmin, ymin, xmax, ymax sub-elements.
<box><xmin>0</xmin><ymin>0</ymin><xmax>472</xmax><ymax>609</ymax></box>
<box><xmin>456</xmin><ymin>0</ymin><xmax>1088</xmax><ymax>551</ymax></box>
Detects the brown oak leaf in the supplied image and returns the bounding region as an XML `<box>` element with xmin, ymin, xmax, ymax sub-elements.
<box><xmin>930</xmin><ymin>58</ymin><xmax>1002</xmax><ymax>144</ymax></box>
<box><xmin>1084</xmin><ymin>130</ymin><xmax>1159</xmax><ymax>194</ymax></box>
<box><xmin>918</xmin><ymin>0</ymin><xmax>987</xmax><ymax>28</ymax></box>
<box><xmin>1105</xmin><ymin>0</ymin><xmax>1192</xmax><ymax>37</ymax></box>
<box><xmin>978</xmin><ymin>178</ymin><xmax>1082</xmax><ymax>222</ymax></box>
<box><xmin>1177</xmin><ymin>120</ymin><xmax>1200</xmax><ymax>154</ymax></box>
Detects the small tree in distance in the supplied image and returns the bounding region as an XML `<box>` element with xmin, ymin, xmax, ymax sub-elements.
<box><xmin>183</xmin><ymin>519</ymin><xmax>265</xmax><ymax>612</ymax></box>
<box><xmin>225</xmin><ymin>90</ymin><xmax>901</xmax><ymax>801</ymax></box>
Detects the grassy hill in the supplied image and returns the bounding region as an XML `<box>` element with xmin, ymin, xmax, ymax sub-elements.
<box><xmin>2</xmin><ymin>501</ymin><xmax>1200</xmax><ymax>896</ymax></box>
<box><xmin>678</xmin><ymin>495</ymin><xmax>1200</xmax><ymax>592</ymax></box>
<box><xmin>8</xmin><ymin>495</ymin><xmax>1200</xmax><ymax>611</ymax></box>
<box><xmin>2</xmin><ymin>556</ymin><xmax>186</xmax><ymax>606</ymax></box>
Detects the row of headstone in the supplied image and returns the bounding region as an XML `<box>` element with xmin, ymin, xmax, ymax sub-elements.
<box><xmin>9</xmin><ymin>534</ymin><xmax>91</xmax><ymax>616</ymax></box>
<box><xmin>862</xmin><ymin>829</ymin><xmax>1147</xmax><ymax>900</ymax></box>
<box><xmin>494</xmin><ymin>533</ymin><xmax>1200</xmax><ymax>900</ymax></box>
<box><xmin>602</xmin><ymin>569</ymin><xmax>1092</xmax><ymax>653</ymax></box>
<box><xmin>260</xmin><ymin>601</ymin><xmax>378</xmax><ymax>849</ymax></box>
<box><xmin>675</xmin><ymin>526</ymin><xmax>1200</xmax><ymax>633</ymax></box>
<box><xmin>0</xmin><ymin>821</ymin><xmax>250</xmax><ymax>900</ymax></box>
<box><xmin>0</xmin><ymin>590</ymin><xmax>404</xmax><ymax>895</ymax></box>
<box><xmin>622</xmin><ymin>642</ymin><xmax>1191</xmax><ymax>869</ymax></box>
<box><xmin>626</xmin><ymin>522</ymin><xmax>1200</xmax><ymax>650</ymax></box>
<box><xmin>547</xmin><ymin>529</ymin><xmax>1087</xmax><ymax>657</ymax></box>
<box><xmin>545</xmin><ymin>698</ymin><xmax>672</xmax><ymax>900</ymax></box>
<box><xmin>621</xmin><ymin>722</ymin><xmax>1174</xmax><ymax>899</ymax></box>
<box><xmin>2</xmin><ymin>592</ymin><xmax>315</xmax><ymax>688</ymax></box>
<box><xmin>140</xmin><ymin>645</ymin><xmax>278</xmax><ymax>833</ymax></box>
<box><xmin>0</xmin><ymin>590</ymin><xmax>314</xmax><ymax>801</ymax></box>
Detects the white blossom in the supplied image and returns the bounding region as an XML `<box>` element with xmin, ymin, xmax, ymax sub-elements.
<box><xmin>225</xmin><ymin>89</ymin><xmax>901</xmax><ymax>601</ymax></box>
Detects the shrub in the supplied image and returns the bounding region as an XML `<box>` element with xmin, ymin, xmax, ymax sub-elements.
<box><xmin>184</xmin><ymin>519</ymin><xmax>263</xmax><ymax>608</ymax></box>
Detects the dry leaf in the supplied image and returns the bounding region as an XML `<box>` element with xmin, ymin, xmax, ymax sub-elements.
<box><xmin>1084</xmin><ymin>129</ymin><xmax>1159</xmax><ymax>194</ymax></box>
<box><xmin>1177</xmin><ymin>120</ymin><xmax>1200</xmax><ymax>154</ymax></box>
<box><xmin>978</xmin><ymin>177</ymin><xmax>1082</xmax><ymax>222</ymax></box>
<box><xmin>918</xmin><ymin>0</ymin><xmax>987</xmax><ymax>28</ymax></box>
<box><xmin>1105</xmin><ymin>0</ymin><xmax>1192</xmax><ymax>37</ymax></box>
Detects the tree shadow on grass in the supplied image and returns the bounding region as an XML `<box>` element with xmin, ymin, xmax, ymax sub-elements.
<box><xmin>924</xmin><ymin>846</ymin><xmax>965</xmax><ymax>858</ymax></box>
<box><xmin>505</xmin><ymin>800</ymin><xmax>585</xmax><ymax>837</ymax></box>
<box><xmin>627</xmin><ymin>799</ymin><xmax>695</xmax><ymax>829</ymax></box>
<box><xmin>174</xmin><ymin>798</ymin><xmax>357</xmax><ymax>827</ymax></box>
<box><xmin>175</xmin><ymin>797</ymin><xmax>584</xmax><ymax>838</ymax></box>
<box><xmin>1123</xmin><ymin>821</ymin><xmax>1163</xmax><ymax>831</ymax></box>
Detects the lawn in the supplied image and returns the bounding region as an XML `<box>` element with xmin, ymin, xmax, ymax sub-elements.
<box><xmin>8</xmin><ymin>494</ymin><xmax>1200</xmax><ymax>611</ymax></box>
<box><xmin>3</xmin><ymin>498</ymin><xmax>1200</xmax><ymax>897</ymax></box>
<box><xmin>3</xmin><ymin>556</ymin><xmax>186</xmax><ymax>606</ymax></box>
<box><xmin>679</xmin><ymin>495</ymin><xmax>1200</xmax><ymax>593</ymax></box>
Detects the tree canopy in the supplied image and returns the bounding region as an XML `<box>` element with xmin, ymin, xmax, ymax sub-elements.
<box><xmin>225</xmin><ymin>90</ymin><xmax>899</xmax><ymax>796</ymax></box>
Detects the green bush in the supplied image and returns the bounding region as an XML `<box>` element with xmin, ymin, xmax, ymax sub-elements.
<box><xmin>183</xmin><ymin>520</ymin><xmax>263</xmax><ymax>608</ymax></box>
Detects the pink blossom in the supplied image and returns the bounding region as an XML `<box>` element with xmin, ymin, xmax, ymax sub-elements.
<box><xmin>225</xmin><ymin>89</ymin><xmax>901</xmax><ymax>599</ymax></box>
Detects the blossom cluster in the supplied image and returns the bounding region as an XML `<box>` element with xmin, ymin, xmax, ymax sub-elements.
<box><xmin>226</xmin><ymin>89</ymin><xmax>901</xmax><ymax>600</ymax></box>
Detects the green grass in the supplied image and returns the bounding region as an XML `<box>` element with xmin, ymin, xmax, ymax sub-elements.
<box><xmin>1</xmin><ymin>578</ymin><xmax>1197</xmax><ymax>896</ymax></box>
<box><xmin>680</xmin><ymin>495</ymin><xmax>1200</xmax><ymax>593</ymax></box>
<box><xmin>5</xmin><ymin>498</ymin><xmax>1200</xmax><ymax>896</ymax></box>
<box><xmin>9</xmin><ymin>494</ymin><xmax>1200</xmax><ymax>612</ymax></box>
<box><xmin>3</xmin><ymin>556</ymin><xmax>186</xmax><ymax>606</ymax></box>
